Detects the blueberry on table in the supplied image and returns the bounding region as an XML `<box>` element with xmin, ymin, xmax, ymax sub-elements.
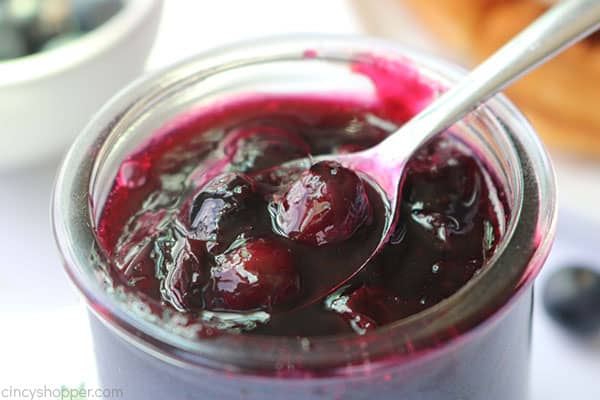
<box><xmin>543</xmin><ymin>266</ymin><xmax>600</xmax><ymax>336</ymax></box>
<box><xmin>204</xmin><ymin>238</ymin><xmax>301</xmax><ymax>311</ymax></box>
<box><xmin>269</xmin><ymin>161</ymin><xmax>372</xmax><ymax>246</ymax></box>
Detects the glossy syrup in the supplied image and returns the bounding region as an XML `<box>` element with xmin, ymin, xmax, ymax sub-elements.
<box><xmin>96</xmin><ymin>61</ymin><xmax>507</xmax><ymax>337</ymax></box>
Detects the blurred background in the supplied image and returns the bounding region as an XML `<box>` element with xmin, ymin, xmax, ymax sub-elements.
<box><xmin>0</xmin><ymin>0</ymin><xmax>598</xmax><ymax>398</ymax></box>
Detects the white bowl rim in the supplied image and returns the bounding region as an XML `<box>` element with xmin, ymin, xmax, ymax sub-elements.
<box><xmin>0</xmin><ymin>0</ymin><xmax>161</xmax><ymax>86</ymax></box>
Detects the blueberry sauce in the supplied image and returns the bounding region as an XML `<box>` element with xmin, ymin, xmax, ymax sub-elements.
<box><xmin>95</xmin><ymin>61</ymin><xmax>507</xmax><ymax>337</ymax></box>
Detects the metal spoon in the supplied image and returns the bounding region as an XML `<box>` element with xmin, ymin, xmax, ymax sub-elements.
<box><xmin>292</xmin><ymin>0</ymin><xmax>600</xmax><ymax>305</ymax></box>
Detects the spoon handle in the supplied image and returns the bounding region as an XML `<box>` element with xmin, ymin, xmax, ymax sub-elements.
<box><xmin>381</xmin><ymin>0</ymin><xmax>600</xmax><ymax>158</ymax></box>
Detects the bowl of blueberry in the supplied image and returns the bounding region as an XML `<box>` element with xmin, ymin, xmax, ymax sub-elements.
<box><xmin>52</xmin><ymin>36</ymin><xmax>557</xmax><ymax>400</ymax></box>
<box><xmin>0</xmin><ymin>0</ymin><xmax>162</xmax><ymax>169</ymax></box>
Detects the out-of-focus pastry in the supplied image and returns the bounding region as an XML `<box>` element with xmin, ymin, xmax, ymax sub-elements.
<box><xmin>399</xmin><ymin>0</ymin><xmax>600</xmax><ymax>156</ymax></box>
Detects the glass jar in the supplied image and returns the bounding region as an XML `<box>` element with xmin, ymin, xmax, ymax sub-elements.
<box><xmin>52</xmin><ymin>36</ymin><xmax>557</xmax><ymax>400</ymax></box>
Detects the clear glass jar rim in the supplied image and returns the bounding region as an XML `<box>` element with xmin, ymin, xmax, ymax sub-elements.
<box><xmin>52</xmin><ymin>35</ymin><xmax>557</xmax><ymax>374</ymax></box>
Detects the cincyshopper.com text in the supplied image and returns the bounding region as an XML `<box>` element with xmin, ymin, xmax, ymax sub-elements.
<box><xmin>1</xmin><ymin>385</ymin><xmax>123</xmax><ymax>400</ymax></box>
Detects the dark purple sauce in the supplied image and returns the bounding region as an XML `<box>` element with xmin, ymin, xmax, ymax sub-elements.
<box><xmin>96</xmin><ymin>61</ymin><xmax>506</xmax><ymax>337</ymax></box>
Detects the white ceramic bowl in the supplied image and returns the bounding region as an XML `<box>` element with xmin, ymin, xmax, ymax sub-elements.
<box><xmin>0</xmin><ymin>0</ymin><xmax>163</xmax><ymax>169</ymax></box>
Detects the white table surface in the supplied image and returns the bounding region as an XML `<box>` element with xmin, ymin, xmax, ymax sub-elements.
<box><xmin>1</xmin><ymin>1</ymin><xmax>599</xmax><ymax>398</ymax></box>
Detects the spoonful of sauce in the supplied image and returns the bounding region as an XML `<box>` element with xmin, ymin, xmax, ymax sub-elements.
<box><xmin>274</xmin><ymin>0</ymin><xmax>600</xmax><ymax>308</ymax></box>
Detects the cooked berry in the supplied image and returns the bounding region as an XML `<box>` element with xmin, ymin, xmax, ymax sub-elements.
<box><xmin>189</xmin><ymin>172</ymin><xmax>261</xmax><ymax>252</ymax></box>
<box><xmin>204</xmin><ymin>238</ymin><xmax>301</xmax><ymax>311</ymax></box>
<box><xmin>326</xmin><ymin>285</ymin><xmax>421</xmax><ymax>334</ymax></box>
<box><xmin>162</xmin><ymin>239</ymin><xmax>207</xmax><ymax>310</ymax></box>
<box><xmin>269</xmin><ymin>161</ymin><xmax>372</xmax><ymax>246</ymax></box>
<box><xmin>119</xmin><ymin>242</ymin><xmax>160</xmax><ymax>298</ymax></box>
<box><xmin>404</xmin><ymin>137</ymin><xmax>483</xmax><ymax>212</ymax></box>
<box><xmin>222</xmin><ymin>125</ymin><xmax>310</xmax><ymax>173</ymax></box>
